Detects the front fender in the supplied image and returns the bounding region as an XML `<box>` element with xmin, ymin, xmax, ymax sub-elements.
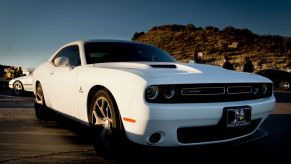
<box><xmin>75</xmin><ymin>66</ymin><xmax>147</xmax><ymax>124</ymax></box>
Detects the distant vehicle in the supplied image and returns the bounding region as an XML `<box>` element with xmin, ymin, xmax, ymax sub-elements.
<box><xmin>32</xmin><ymin>40</ymin><xmax>275</xmax><ymax>158</ymax></box>
<box><xmin>256</xmin><ymin>69</ymin><xmax>291</xmax><ymax>90</ymax></box>
<box><xmin>9</xmin><ymin>75</ymin><xmax>33</xmax><ymax>95</ymax></box>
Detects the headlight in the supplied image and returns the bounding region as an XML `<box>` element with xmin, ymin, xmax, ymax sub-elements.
<box><xmin>252</xmin><ymin>87</ymin><xmax>259</xmax><ymax>95</ymax></box>
<box><xmin>163</xmin><ymin>86</ymin><xmax>175</xmax><ymax>99</ymax></box>
<box><xmin>145</xmin><ymin>86</ymin><xmax>159</xmax><ymax>100</ymax></box>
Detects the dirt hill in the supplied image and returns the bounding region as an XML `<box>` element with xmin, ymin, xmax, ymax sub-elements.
<box><xmin>132</xmin><ymin>24</ymin><xmax>291</xmax><ymax>71</ymax></box>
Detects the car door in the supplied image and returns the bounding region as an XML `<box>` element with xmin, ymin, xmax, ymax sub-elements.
<box><xmin>48</xmin><ymin>45</ymin><xmax>81</xmax><ymax>118</ymax></box>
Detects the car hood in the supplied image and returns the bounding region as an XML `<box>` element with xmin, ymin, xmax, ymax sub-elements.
<box><xmin>93</xmin><ymin>62</ymin><xmax>271</xmax><ymax>84</ymax></box>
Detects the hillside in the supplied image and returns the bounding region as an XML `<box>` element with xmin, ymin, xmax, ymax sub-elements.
<box><xmin>132</xmin><ymin>24</ymin><xmax>291</xmax><ymax>71</ymax></box>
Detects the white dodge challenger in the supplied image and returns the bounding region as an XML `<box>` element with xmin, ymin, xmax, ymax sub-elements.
<box><xmin>33</xmin><ymin>40</ymin><xmax>275</xmax><ymax>155</ymax></box>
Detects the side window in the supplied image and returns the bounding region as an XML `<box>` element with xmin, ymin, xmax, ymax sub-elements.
<box><xmin>53</xmin><ymin>46</ymin><xmax>81</xmax><ymax>67</ymax></box>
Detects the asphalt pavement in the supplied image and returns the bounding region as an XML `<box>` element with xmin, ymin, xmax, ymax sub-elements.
<box><xmin>0</xmin><ymin>89</ymin><xmax>290</xmax><ymax>163</ymax></box>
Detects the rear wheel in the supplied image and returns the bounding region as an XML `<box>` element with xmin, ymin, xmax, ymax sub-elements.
<box><xmin>88</xmin><ymin>89</ymin><xmax>122</xmax><ymax>159</ymax></box>
<box><xmin>35</xmin><ymin>83</ymin><xmax>49</xmax><ymax>120</ymax></box>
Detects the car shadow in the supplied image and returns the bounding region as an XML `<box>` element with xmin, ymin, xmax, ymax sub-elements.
<box><xmin>7</xmin><ymin>87</ymin><xmax>287</xmax><ymax>163</ymax></box>
<box><xmin>0</xmin><ymin>89</ymin><xmax>34</xmax><ymax>97</ymax></box>
<box><xmin>45</xmin><ymin>109</ymin><xmax>291</xmax><ymax>163</ymax></box>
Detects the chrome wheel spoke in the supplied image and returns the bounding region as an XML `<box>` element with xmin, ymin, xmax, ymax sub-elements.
<box><xmin>94</xmin><ymin>97</ymin><xmax>113</xmax><ymax>128</ymax></box>
<box><xmin>37</xmin><ymin>93</ymin><xmax>41</xmax><ymax>100</ymax></box>
<box><xmin>97</xmin><ymin>98</ymin><xmax>107</xmax><ymax>118</ymax></box>
<box><xmin>105</xmin><ymin>106</ymin><xmax>113</xmax><ymax>123</ymax></box>
<box><xmin>93</xmin><ymin>110</ymin><xmax>105</xmax><ymax>125</ymax></box>
<box><xmin>35</xmin><ymin>87</ymin><xmax>43</xmax><ymax>104</ymax></box>
<box><xmin>106</xmin><ymin>117</ymin><xmax>113</xmax><ymax>124</ymax></box>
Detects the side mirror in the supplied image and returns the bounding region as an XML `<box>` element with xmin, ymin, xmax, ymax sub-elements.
<box><xmin>54</xmin><ymin>56</ymin><xmax>70</xmax><ymax>67</ymax></box>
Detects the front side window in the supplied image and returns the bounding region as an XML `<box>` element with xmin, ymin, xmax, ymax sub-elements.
<box><xmin>84</xmin><ymin>42</ymin><xmax>177</xmax><ymax>64</ymax></box>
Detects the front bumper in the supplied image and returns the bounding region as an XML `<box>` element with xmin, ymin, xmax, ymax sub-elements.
<box><xmin>123</xmin><ymin>96</ymin><xmax>275</xmax><ymax>147</ymax></box>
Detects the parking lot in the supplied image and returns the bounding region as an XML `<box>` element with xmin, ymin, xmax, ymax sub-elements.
<box><xmin>0</xmin><ymin>89</ymin><xmax>290</xmax><ymax>163</ymax></box>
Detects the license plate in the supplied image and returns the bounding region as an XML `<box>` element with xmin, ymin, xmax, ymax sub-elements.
<box><xmin>226</xmin><ymin>106</ymin><xmax>251</xmax><ymax>128</ymax></box>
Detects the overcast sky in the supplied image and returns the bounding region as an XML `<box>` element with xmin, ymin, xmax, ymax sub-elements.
<box><xmin>1</xmin><ymin>0</ymin><xmax>291</xmax><ymax>68</ymax></box>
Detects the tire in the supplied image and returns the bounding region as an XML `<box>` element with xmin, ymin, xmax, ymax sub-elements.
<box><xmin>13</xmin><ymin>81</ymin><xmax>24</xmax><ymax>95</ymax></box>
<box><xmin>278</xmin><ymin>80</ymin><xmax>290</xmax><ymax>90</ymax></box>
<box><xmin>34</xmin><ymin>83</ymin><xmax>49</xmax><ymax>120</ymax></box>
<box><xmin>88</xmin><ymin>89</ymin><xmax>122</xmax><ymax>159</ymax></box>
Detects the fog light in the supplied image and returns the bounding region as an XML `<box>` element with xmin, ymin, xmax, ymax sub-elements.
<box><xmin>148</xmin><ymin>132</ymin><xmax>162</xmax><ymax>144</ymax></box>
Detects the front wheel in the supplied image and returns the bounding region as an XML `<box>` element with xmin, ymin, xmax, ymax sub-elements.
<box><xmin>278</xmin><ymin>80</ymin><xmax>290</xmax><ymax>90</ymax></box>
<box><xmin>35</xmin><ymin>83</ymin><xmax>49</xmax><ymax>120</ymax></box>
<box><xmin>88</xmin><ymin>89</ymin><xmax>122</xmax><ymax>159</ymax></box>
<box><xmin>13</xmin><ymin>81</ymin><xmax>24</xmax><ymax>95</ymax></box>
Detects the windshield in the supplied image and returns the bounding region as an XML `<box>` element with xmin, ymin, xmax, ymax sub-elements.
<box><xmin>84</xmin><ymin>42</ymin><xmax>177</xmax><ymax>64</ymax></box>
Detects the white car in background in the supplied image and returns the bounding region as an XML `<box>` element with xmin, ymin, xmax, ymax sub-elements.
<box><xmin>32</xmin><ymin>40</ymin><xmax>275</xmax><ymax>157</ymax></box>
<box><xmin>9</xmin><ymin>75</ymin><xmax>33</xmax><ymax>95</ymax></box>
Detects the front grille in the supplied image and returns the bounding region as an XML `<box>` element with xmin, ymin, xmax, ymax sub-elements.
<box><xmin>227</xmin><ymin>86</ymin><xmax>253</xmax><ymax>94</ymax></box>
<box><xmin>181</xmin><ymin>87</ymin><xmax>225</xmax><ymax>95</ymax></box>
<box><xmin>177</xmin><ymin>119</ymin><xmax>261</xmax><ymax>143</ymax></box>
<box><xmin>145</xmin><ymin>83</ymin><xmax>273</xmax><ymax>103</ymax></box>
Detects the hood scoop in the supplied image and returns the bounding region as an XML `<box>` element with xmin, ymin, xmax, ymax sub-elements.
<box><xmin>150</xmin><ymin>64</ymin><xmax>177</xmax><ymax>69</ymax></box>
